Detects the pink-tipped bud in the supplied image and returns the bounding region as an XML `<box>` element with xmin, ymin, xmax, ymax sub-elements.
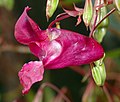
<box><xmin>46</xmin><ymin>0</ymin><xmax>59</xmax><ymax>20</ymax></box>
<box><xmin>83</xmin><ymin>0</ymin><xmax>93</xmax><ymax>27</ymax></box>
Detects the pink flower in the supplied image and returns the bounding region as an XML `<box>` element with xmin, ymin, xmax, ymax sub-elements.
<box><xmin>18</xmin><ymin>61</ymin><xmax>44</xmax><ymax>94</ymax></box>
<box><xmin>14</xmin><ymin>7</ymin><xmax>104</xmax><ymax>94</ymax></box>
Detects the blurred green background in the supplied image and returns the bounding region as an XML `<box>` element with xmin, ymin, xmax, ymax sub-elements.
<box><xmin>0</xmin><ymin>0</ymin><xmax>120</xmax><ymax>102</ymax></box>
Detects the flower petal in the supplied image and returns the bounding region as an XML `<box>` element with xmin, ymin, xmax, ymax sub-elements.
<box><xmin>63</xmin><ymin>7</ymin><xmax>83</xmax><ymax>25</ymax></box>
<box><xmin>63</xmin><ymin>8</ymin><xmax>79</xmax><ymax>17</ymax></box>
<box><xmin>29</xmin><ymin>42</ymin><xmax>46</xmax><ymax>60</ymax></box>
<box><xmin>18</xmin><ymin>61</ymin><xmax>44</xmax><ymax>94</ymax></box>
<box><xmin>14</xmin><ymin>6</ymin><xmax>47</xmax><ymax>45</ymax></box>
<box><xmin>44</xmin><ymin>28</ymin><xmax>104</xmax><ymax>69</ymax></box>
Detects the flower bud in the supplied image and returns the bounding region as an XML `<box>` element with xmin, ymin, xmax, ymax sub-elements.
<box><xmin>92</xmin><ymin>62</ymin><xmax>106</xmax><ymax>86</ymax></box>
<box><xmin>56</xmin><ymin>22</ymin><xmax>61</xmax><ymax>29</ymax></box>
<box><xmin>97</xmin><ymin>6</ymin><xmax>109</xmax><ymax>28</ymax></box>
<box><xmin>83</xmin><ymin>0</ymin><xmax>93</xmax><ymax>27</ymax></box>
<box><xmin>92</xmin><ymin>55</ymin><xmax>106</xmax><ymax>86</ymax></box>
<box><xmin>94</xmin><ymin>0</ymin><xmax>109</xmax><ymax>43</ymax></box>
<box><xmin>94</xmin><ymin>27</ymin><xmax>107</xmax><ymax>43</ymax></box>
<box><xmin>114</xmin><ymin>0</ymin><xmax>120</xmax><ymax>11</ymax></box>
<box><xmin>90</xmin><ymin>0</ymin><xmax>101</xmax><ymax>29</ymax></box>
<box><xmin>46</xmin><ymin>0</ymin><xmax>59</xmax><ymax>20</ymax></box>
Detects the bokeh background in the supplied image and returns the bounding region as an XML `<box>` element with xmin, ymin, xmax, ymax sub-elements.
<box><xmin>0</xmin><ymin>0</ymin><xmax>120</xmax><ymax>102</ymax></box>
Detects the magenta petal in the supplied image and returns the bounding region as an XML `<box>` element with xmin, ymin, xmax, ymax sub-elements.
<box><xmin>29</xmin><ymin>42</ymin><xmax>46</xmax><ymax>60</ymax></box>
<box><xmin>73</xmin><ymin>4</ymin><xmax>83</xmax><ymax>12</ymax></box>
<box><xmin>63</xmin><ymin>7</ymin><xmax>83</xmax><ymax>25</ymax></box>
<box><xmin>14</xmin><ymin>7</ymin><xmax>47</xmax><ymax>45</ymax></box>
<box><xmin>63</xmin><ymin>9</ymin><xmax>79</xmax><ymax>17</ymax></box>
<box><xmin>42</xmin><ymin>40</ymin><xmax>62</xmax><ymax>65</ymax></box>
<box><xmin>18</xmin><ymin>61</ymin><xmax>44</xmax><ymax>94</ymax></box>
<box><xmin>44</xmin><ymin>28</ymin><xmax>104</xmax><ymax>69</ymax></box>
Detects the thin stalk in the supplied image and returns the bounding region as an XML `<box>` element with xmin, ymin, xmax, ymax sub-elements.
<box><xmin>103</xmin><ymin>85</ymin><xmax>113</xmax><ymax>102</ymax></box>
<box><xmin>82</xmin><ymin>79</ymin><xmax>94</xmax><ymax>102</ymax></box>
<box><xmin>33</xmin><ymin>82</ymin><xmax>71</xmax><ymax>102</ymax></box>
<box><xmin>94</xmin><ymin>8</ymin><xmax>116</xmax><ymax>30</ymax></box>
<box><xmin>89</xmin><ymin>7</ymin><xmax>116</xmax><ymax>38</ymax></box>
<box><xmin>48</xmin><ymin>14</ymin><xmax>70</xmax><ymax>28</ymax></box>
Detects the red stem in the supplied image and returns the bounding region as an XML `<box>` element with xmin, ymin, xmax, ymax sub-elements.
<box><xmin>89</xmin><ymin>9</ymin><xmax>98</xmax><ymax>37</ymax></box>
<box><xmin>33</xmin><ymin>82</ymin><xmax>71</xmax><ymax>102</ymax></box>
<box><xmin>89</xmin><ymin>7</ymin><xmax>116</xmax><ymax>38</ymax></box>
<box><xmin>94</xmin><ymin>8</ymin><xmax>116</xmax><ymax>30</ymax></box>
<box><xmin>48</xmin><ymin>14</ymin><xmax>70</xmax><ymax>28</ymax></box>
<box><xmin>103</xmin><ymin>85</ymin><xmax>113</xmax><ymax>102</ymax></box>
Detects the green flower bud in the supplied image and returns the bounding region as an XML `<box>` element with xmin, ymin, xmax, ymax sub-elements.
<box><xmin>92</xmin><ymin>62</ymin><xmax>106</xmax><ymax>86</ymax></box>
<box><xmin>97</xmin><ymin>6</ymin><xmax>109</xmax><ymax>28</ymax></box>
<box><xmin>56</xmin><ymin>22</ymin><xmax>61</xmax><ymax>29</ymax></box>
<box><xmin>94</xmin><ymin>27</ymin><xmax>107</xmax><ymax>43</ymax></box>
<box><xmin>90</xmin><ymin>0</ymin><xmax>101</xmax><ymax>29</ymax></box>
<box><xmin>83</xmin><ymin>0</ymin><xmax>93</xmax><ymax>27</ymax></box>
<box><xmin>94</xmin><ymin>0</ymin><xmax>109</xmax><ymax>43</ymax></box>
<box><xmin>95</xmin><ymin>53</ymin><xmax>105</xmax><ymax>65</ymax></box>
<box><xmin>114</xmin><ymin>0</ymin><xmax>120</xmax><ymax>11</ymax></box>
<box><xmin>92</xmin><ymin>55</ymin><xmax>106</xmax><ymax>86</ymax></box>
<box><xmin>46</xmin><ymin>0</ymin><xmax>59</xmax><ymax>20</ymax></box>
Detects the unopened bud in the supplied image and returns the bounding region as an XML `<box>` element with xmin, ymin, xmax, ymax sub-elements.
<box><xmin>114</xmin><ymin>0</ymin><xmax>120</xmax><ymax>11</ymax></box>
<box><xmin>97</xmin><ymin>6</ymin><xmax>109</xmax><ymax>28</ymax></box>
<box><xmin>92</xmin><ymin>62</ymin><xmax>106</xmax><ymax>86</ymax></box>
<box><xmin>83</xmin><ymin>0</ymin><xmax>93</xmax><ymax>27</ymax></box>
<box><xmin>56</xmin><ymin>22</ymin><xmax>61</xmax><ymax>29</ymax></box>
<box><xmin>92</xmin><ymin>55</ymin><xmax>106</xmax><ymax>86</ymax></box>
<box><xmin>94</xmin><ymin>0</ymin><xmax>109</xmax><ymax>43</ymax></box>
<box><xmin>94</xmin><ymin>27</ymin><xmax>107</xmax><ymax>43</ymax></box>
<box><xmin>46</xmin><ymin>0</ymin><xmax>59</xmax><ymax>20</ymax></box>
